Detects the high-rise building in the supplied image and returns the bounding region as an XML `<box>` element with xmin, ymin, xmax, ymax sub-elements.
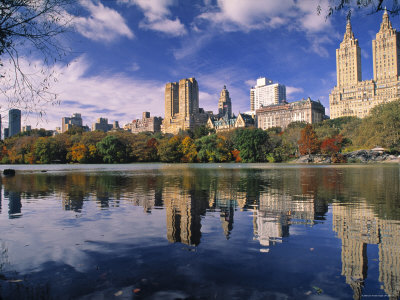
<box><xmin>250</xmin><ymin>77</ymin><xmax>286</xmax><ymax>112</ymax></box>
<box><xmin>9</xmin><ymin>109</ymin><xmax>21</xmax><ymax>137</ymax></box>
<box><xmin>330</xmin><ymin>10</ymin><xmax>400</xmax><ymax>119</ymax></box>
<box><xmin>218</xmin><ymin>85</ymin><xmax>232</xmax><ymax>118</ymax></box>
<box><xmin>61</xmin><ymin>113</ymin><xmax>83</xmax><ymax>133</ymax></box>
<box><xmin>162</xmin><ymin>77</ymin><xmax>208</xmax><ymax>134</ymax></box>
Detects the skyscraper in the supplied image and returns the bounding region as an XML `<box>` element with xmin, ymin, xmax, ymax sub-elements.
<box><xmin>218</xmin><ymin>85</ymin><xmax>232</xmax><ymax>118</ymax></box>
<box><xmin>61</xmin><ymin>113</ymin><xmax>83</xmax><ymax>133</ymax></box>
<box><xmin>162</xmin><ymin>77</ymin><xmax>208</xmax><ymax>134</ymax></box>
<box><xmin>250</xmin><ymin>77</ymin><xmax>286</xmax><ymax>112</ymax></box>
<box><xmin>9</xmin><ymin>109</ymin><xmax>21</xmax><ymax>137</ymax></box>
<box><xmin>330</xmin><ymin>10</ymin><xmax>400</xmax><ymax>119</ymax></box>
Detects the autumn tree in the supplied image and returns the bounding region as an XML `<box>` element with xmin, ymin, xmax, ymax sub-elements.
<box><xmin>320</xmin><ymin>135</ymin><xmax>344</xmax><ymax>155</ymax></box>
<box><xmin>180</xmin><ymin>136</ymin><xmax>197</xmax><ymax>163</ymax></box>
<box><xmin>298</xmin><ymin>124</ymin><xmax>320</xmax><ymax>156</ymax></box>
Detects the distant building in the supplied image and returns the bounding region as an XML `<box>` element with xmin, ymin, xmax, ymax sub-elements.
<box><xmin>62</xmin><ymin>113</ymin><xmax>83</xmax><ymax>133</ymax></box>
<box><xmin>218</xmin><ymin>85</ymin><xmax>232</xmax><ymax>118</ymax></box>
<box><xmin>124</xmin><ymin>112</ymin><xmax>162</xmax><ymax>134</ymax></box>
<box><xmin>92</xmin><ymin>118</ymin><xmax>113</xmax><ymax>132</ymax></box>
<box><xmin>256</xmin><ymin>97</ymin><xmax>325</xmax><ymax>130</ymax></box>
<box><xmin>330</xmin><ymin>11</ymin><xmax>400</xmax><ymax>119</ymax></box>
<box><xmin>22</xmin><ymin>125</ymin><xmax>32</xmax><ymax>132</ymax></box>
<box><xmin>162</xmin><ymin>78</ymin><xmax>208</xmax><ymax>134</ymax></box>
<box><xmin>4</xmin><ymin>128</ymin><xmax>9</xmax><ymax>139</ymax></box>
<box><xmin>9</xmin><ymin>109</ymin><xmax>21</xmax><ymax>137</ymax></box>
<box><xmin>250</xmin><ymin>77</ymin><xmax>286</xmax><ymax>112</ymax></box>
<box><xmin>207</xmin><ymin>113</ymin><xmax>255</xmax><ymax>132</ymax></box>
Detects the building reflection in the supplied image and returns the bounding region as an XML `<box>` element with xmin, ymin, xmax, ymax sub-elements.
<box><xmin>252</xmin><ymin>190</ymin><xmax>323</xmax><ymax>252</ymax></box>
<box><xmin>332</xmin><ymin>203</ymin><xmax>400</xmax><ymax>299</ymax></box>
<box><xmin>5</xmin><ymin>190</ymin><xmax>22</xmax><ymax>219</ymax></box>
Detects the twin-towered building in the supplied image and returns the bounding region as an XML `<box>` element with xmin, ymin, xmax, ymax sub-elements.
<box><xmin>330</xmin><ymin>10</ymin><xmax>400</xmax><ymax>119</ymax></box>
<box><xmin>162</xmin><ymin>77</ymin><xmax>209</xmax><ymax>134</ymax></box>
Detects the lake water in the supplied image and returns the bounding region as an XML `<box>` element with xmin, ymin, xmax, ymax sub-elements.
<box><xmin>0</xmin><ymin>163</ymin><xmax>399</xmax><ymax>299</ymax></box>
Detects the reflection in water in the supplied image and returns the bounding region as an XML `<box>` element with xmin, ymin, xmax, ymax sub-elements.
<box><xmin>0</xmin><ymin>165</ymin><xmax>399</xmax><ymax>299</ymax></box>
<box><xmin>333</xmin><ymin>202</ymin><xmax>400</xmax><ymax>300</ymax></box>
<box><xmin>5</xmin><ymin>191</ymin><xmax>22</xmax><ymax>219</ymax></box>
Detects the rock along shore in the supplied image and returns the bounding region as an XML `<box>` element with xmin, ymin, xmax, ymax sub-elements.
<box><xmin>294</xmin><ymin>150</ymin><xmax>400</xmax><ymax>164</ymax></box>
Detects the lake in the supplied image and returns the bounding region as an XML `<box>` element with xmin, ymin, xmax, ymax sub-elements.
<box><xmin>0</xmin><ymin>163</ymin><xmax>399</xmax><ymax>299</ymax></box>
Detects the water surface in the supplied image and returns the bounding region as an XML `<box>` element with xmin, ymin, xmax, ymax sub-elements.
<box><xmin>0</xmin><ymin>163</ymin><xmax>399</xmax><ymax>299</ymax></box>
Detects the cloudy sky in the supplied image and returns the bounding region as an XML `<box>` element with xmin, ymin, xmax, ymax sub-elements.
<box><xmin>2</xmin><ymin>0</ymin><xmax>399</xmax><ymax>130</ymax></box>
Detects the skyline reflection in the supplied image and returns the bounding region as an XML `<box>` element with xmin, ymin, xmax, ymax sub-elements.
<box><xmin>0</xmin><ymin>165</ymin><xmax>399</xmax><ymax>299</ymax></box>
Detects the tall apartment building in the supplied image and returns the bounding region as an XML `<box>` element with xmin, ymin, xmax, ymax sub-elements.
<box><xmin>218</xmin><ymin>85</ymin><xmax>232</xmax><ymax>118</ymax></box>
<box><xmin>250</xmin><ymin>77</ymin><xmax>286</xmax><ymax>112</ymax></box>
<box><xmin>162</xmin><ymin>78</ymin><xmax>208</xmax><ymax>134</ymax></box>
<box><xmin>330</xmin><ymin>10</ymin><xmax>400</xmax><ymax>119</ymax></box>
<box><xmin>62</xmin><ymin>113</ymin><xmax>83</xmax><ymax>133</ymax></box>
<box><xmin>256</xmin><ymin>97</ymin><xmax>325</xmax><ymax>130</ymax></box>
<box><xmin>9</xmin><ymin>109</ymin><xmax>21</xmax><ymax>137</ymax></box>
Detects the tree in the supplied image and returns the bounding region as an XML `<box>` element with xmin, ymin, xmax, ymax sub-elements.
<box><xmin>196</xmin><ymin>134</ymin><xmax>231</xmax><ymax>162</ymax></box>
<box><xmin>318</xmin><ymin>0</ymin><xmax>397</xmax><ymax>19</ymax></box>
<box><xmin>180</xmin><ymin>136</ymin><xmax>197</xmax><ymax>163</ymax></box>
<box><xmin>232</xmin><ymin>128</ymin><xmax>271</xmax><ymax>162</ymax></box>
<box><xmin>320</xmin><ymin>135</ymin><xmax>344</xmax><ymax>155</ymax></box>
<box><xmin>157</xmin><ymin>135</ymin><xmax>183</xmax><ymax>163</ymax></box>
<box><xmin>0</xmin><ymin>0</ymin><xmax>73</xmax><ymax>115</ymax></box>
<box><xmin>298</xmin><ymin>124</ymin><xmax>320</xmax><ymax>156</ymax></box>
<box><xmin>96</xmin><ymin>135</ymin><xmax>128</xmax><ymax>163</ymax></box>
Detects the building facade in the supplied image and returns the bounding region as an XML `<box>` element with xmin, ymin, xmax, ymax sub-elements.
<box><xmin>250</xmin><ymin>77</ymin><xmax>286</xmax><ymax>112</ymax></box>
<box><xmin>218</xmin><ymin>85</ymin><xmax>232</xmax><ymax>118</ymax></box>
<box><xmin>162</xmin><ymin>78</ymin><xmax>208</xmax><ymax>134</ymax></box>
<box><xmin>124</xmin><ymin>112</ymin><xmax>162</xmax><ymax>133</ymax></box>
<box><xmin>62</xmin><ymin>113</ymin><xmax>83</xmax><ymax>133</ymax></box>
<box><xmin>9</xmin><ymin>109</ymin><xmax>21</xmax><ymax>137</ymax></box>
<box><xmin>256</xmin><ymin>97</ymin><xmax>325</xmax><ymax>130</ymax></box>
<box><xmin>92</xmin><ymin>118</ymin><xmax>113</xmax><ymax>132</ymax></box>
<box><xmin>330</xmin><ymin>11</ymin><xmax>400</xmax><ymax>119</ymax></box>
<box><xmin>207</xmin><ymin>113</ymin><xmax>255</xmax><ymax>132</ymax></box>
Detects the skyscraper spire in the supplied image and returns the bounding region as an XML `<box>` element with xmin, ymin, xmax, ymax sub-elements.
<box><xmin>343</xmin><ymin>18</ymin><xmax>355</xmax><ymax>41</ymax></box>
<box><xmin>380</xmin><ymin>6</ymin><xmax>393</xmax><ymax>31</ymax></box>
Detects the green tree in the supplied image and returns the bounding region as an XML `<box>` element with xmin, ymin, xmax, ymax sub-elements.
<box><xmin>196</xmin><ymin>134</ymin><xmax>231</xmax><ymax>162</ymax></box>
<box><xmin>96</xmin><ymin>135</ymin><xmax>128</xmax><ymax>163</ymax></box>
<box><xmin>232</xmin><ymin>128</ymin><xmax>271</xmax><ymax>162</ymax></box>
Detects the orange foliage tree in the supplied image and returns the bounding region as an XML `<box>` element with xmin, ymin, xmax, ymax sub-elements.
<box><xmin>298</xmin><ymin>124</ymin><xmax>320</xmax><ymax>155</ymax></box>
<box><xmin>320</xmin><ymin>135</ymin><xmax>343</xmax><ymax>155</ymax></box>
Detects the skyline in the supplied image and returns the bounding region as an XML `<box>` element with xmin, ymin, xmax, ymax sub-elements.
<box><xmin>1</xmin><ymin>1</ymin><xmax>399</xmax><ymax>130</ymax></box>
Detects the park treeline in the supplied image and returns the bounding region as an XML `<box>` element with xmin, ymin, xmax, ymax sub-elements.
<box><xmin>2</xmin><ymin>100</ymin><xmax>400</xmax><ymax>164</ymax></box>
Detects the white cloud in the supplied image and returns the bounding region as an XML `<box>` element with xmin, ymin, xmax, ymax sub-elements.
<box><xmin>286</xmin><ymin>86</ymin><xmax>304</xmax><ymax>97</ymax></box>
<box><xmin>194</xmin><ymin>0</ymin><xmax>334</xmax><ymax>57</ymax></box>
<box><xmin>1</xmin><ymin>56</ymin><xmax>165</xmax><ymax>129</ymax></box>
<box><xmin>197</xmin><ymin>0</ymin><xmax>331</xmax><ymax>33</ymax></box>
<box><xmin>73</xmin><ymin>0</ymin><xmax>134</xmax><ymax>42</ymax></box>
<box><xmin>119</xmin><ymin>0</ymin><xmax>187</xmax><ymax>36</ymax></box>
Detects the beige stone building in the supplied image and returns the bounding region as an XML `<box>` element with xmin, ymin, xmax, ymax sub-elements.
<box><xmin>124</xmin><ymin>112</ymin><xmax>162</xmax><ymax>134</ymax></box>
<box><xmin>330</xmin><ymin>11</ymin><xmax>400</xmax><ymax>119</ymax></box>
<box><xmin>161</xmin><ymin>78</ymin><xmax>208</xmax><ymax>134</ymax></box>
<box><xmin>256</xmin><ymin>97</ymin><xmax>325</xmax><ymax>130</ymax></box>
<box><xmin>207</xmin><ymin>113</ymin><xmax>255</xmax><ymax>132</ymax></box>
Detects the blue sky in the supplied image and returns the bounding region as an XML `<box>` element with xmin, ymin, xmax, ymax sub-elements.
<box><xmin>4</xmin><ymin>0</ymin><xmax>400</xmax><ymax>130</ymax></box>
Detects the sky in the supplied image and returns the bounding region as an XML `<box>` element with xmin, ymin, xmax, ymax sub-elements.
<box><xmin>2</xmin><ymin>0</ymin><xmax>400</xmax><ymax>130</ymax></box>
